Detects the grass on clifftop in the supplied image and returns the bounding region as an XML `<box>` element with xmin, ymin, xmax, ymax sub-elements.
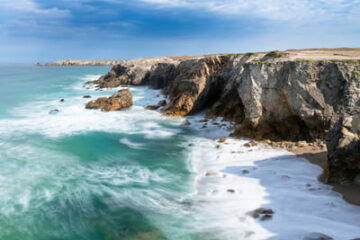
<box><xmin>296</xmin><ymin>59</ymin><xmax>312</xmax><ymax>64</ymax></box>
<box><xmin>253</xmin><ymin>60</ymin><xmax>269</xmax><ymax>64</ymax></box>
<box><xmin>330</xmin><ymin>59</ymin><xmax>360</xmax><ymax>64</ymax></box>
<box><xmin>265</xmin><ymin>51</ymin><xmax>283</xmax><ymax>58</ymax></box>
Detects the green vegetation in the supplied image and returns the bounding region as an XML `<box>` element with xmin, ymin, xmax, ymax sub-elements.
<box><xmin>225</xmin><ymin>53</ymin><xmax>241</xmax><ymax>57</ymax></box>
<box><xmin>295</xmin><ymin>59</ymin><xmax>312</xmax><ymax>64</ymax></box>
<box><xmin>245</xmin><ymin>52</ymin><xmax>255</xmax><ymax>57</ymax></box>
<box><xmin>265</xmin><ymin>51</ymin><xmax>283</xmax><ymax>58</ymax></box>
<box><xmin>253</xmin><ymin>60</ymin><xmax>269</xmax><ymax>64</ymax></box>
<box><xmin>330</xmin><ymin>59</ymin><xmax>360</xmax><ymax>64</ymax></box>
<box><xmin>351</xmin><ymin>71</ymin><xmax>360</xmax><ymax>80</ymax></box>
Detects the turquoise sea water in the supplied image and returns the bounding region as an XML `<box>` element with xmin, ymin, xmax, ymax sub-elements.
<box><xmin>0</xmin><ymin>66</ymin><xmax>204</xmax><ymax>240</ymax></box>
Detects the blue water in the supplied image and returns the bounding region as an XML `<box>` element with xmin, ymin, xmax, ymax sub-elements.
<box><xmin>0</xmin><ymin>66</ymin><xmax>203</xmax><ymax>240</ymax></box>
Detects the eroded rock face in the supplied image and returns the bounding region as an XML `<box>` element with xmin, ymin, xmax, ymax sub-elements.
<box><xmin>324</xmin><ymin>115</ymin><xmax>360</xmax><ymax>183</ymax></box>
<box><xmin>86</xmin><ymin>88</ymin><xmax>133</xmax><ymax>111</ymax></box>
<box><xmin>94</xmin><ymin>55</ymin><xmax>360</xmax><ymax>143</ymax></box>
<box><xmin>94</xmin><ymin>57</ymin><xmax>180</xmax><ymax>88</ymax></box>
<box><xmin>162</xmin><ymin>56</ymin><xmax>230</xmax><ymax>116</ymax></box>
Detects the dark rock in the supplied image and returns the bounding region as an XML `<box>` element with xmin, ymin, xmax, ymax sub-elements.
<box><xmin>248</xmin><ymin>208</ymin><xmax>274</xmax><ymax>220</ymax></box>
<box><xmin>60</xmin><ymin>99</ymin><xmax>64</xmax><ymax>102</ymax></box>
<box><xmin>157</xmin><ymin>100</ymin><xmax>167</xmax><ymax>106</ymax></box>
<box><xmin>145</xmin><ymin>105</ymin><xmax>160</xmax><ymax>110</ymax></box>
<box><xmin>49</xmin><ymin>109</ymin><xmax>59</xmax><ymax>115</ymax></box>
<box><xmin>324</xmin><ymin>115</ymin><xmax>360</xmax><ymax>183</ymax></box>
<box><xmin>83</xmin><ymin>95</ymin><xmax>91</xmax><ymax>98</ymax></box>
<box><xmin>86</xmin><ymin>88</ymin><xmax>133</xmax><ymax>111</ymax></box>
<box><xmin>205</xmin><ymin>172</ymin><xmax>217</xmax><ymax>176</ymax></box>
<box><xmin>303</xmin><ymin>232</ymin><xmax>334</xmax><ymax>240</ymax></box>
<box><xmin>184</xmin><ymin>120</ymin><xmax>191</xmax><ymax>126</ymax></box>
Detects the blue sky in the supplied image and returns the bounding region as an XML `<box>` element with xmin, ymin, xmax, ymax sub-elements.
<box><xmin>0</xmin><ymin>0</ymin><xmax>359</xmax><ymax>63</ymax></box>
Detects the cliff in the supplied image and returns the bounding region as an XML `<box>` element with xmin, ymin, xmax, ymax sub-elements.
<box><xmin>91</xmin><ymin>48</ymin><xmax>360</xmax><ymax>184</ymax></box>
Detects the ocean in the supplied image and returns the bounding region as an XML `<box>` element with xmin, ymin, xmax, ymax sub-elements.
<box><xmin>0</xmin><ymin>65</ymin><xmax>359</xmax><ymax>240</ymax></box>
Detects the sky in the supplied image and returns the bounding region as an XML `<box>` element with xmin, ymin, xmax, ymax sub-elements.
<box><xmin>0</xmin><ymin>0</ymin><xmax>359</xmax><ymax>63</ymax></box>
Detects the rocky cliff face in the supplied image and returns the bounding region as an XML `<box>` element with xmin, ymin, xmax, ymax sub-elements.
<box><xmin>325</xmin><ymin>115</ymin><xmax>360</xmax><ymax>183</ymax></box>
<box><xmin>93</xmin><ymin>54</ymin><xmax>360</xmax><ymax>142</ymax></box>
<box><xmin>91</xmin><ymin>52</ymin><xmax>360</xmax><ymax>184</ymax></box>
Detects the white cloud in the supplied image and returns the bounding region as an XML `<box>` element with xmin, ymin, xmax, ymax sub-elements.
<box><xmin>0</xmin><ymin>0</ymin><xmax>69</xmax><ymax>17</ymax></box>
<box><xmin>137</xmin><ymin>0</ymin><xmax>360</xmax><ymax>21</ymax></box>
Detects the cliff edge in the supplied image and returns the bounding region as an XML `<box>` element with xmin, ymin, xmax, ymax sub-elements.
<box><xmin>91</xmin><ymin>48</ymin><xmax>360</xmax><ymax>184</ymax></box>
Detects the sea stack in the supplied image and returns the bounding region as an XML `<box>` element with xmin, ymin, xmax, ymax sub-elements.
<box><xmin>86</xmin><ymin>88</ymin><xmax>133</xmax><ymax>111</ymax></box>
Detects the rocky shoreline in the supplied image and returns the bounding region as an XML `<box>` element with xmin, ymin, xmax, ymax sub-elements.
<box><xmin>71</xmin><ymin>48</ymin><xmax>360</xmax><ymax>204</ymax></box>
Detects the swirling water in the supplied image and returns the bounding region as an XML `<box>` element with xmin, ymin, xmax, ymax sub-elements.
<box><xmin>1</xmin><ymin>65</ymin><xmax>360</xmax><ymax>240</ymax></box>
<box><xmin>0</xmin><ymin>66</ymin><xmax>197</xmax><ymax>240</ymax></box>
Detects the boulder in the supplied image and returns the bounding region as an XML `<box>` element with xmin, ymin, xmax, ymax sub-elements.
<box><xmin>86</xmin><ymin>88</ymin><xmax>133</xmax><ymax>111</ymax></box>
<box><xmin>49</xmin><ymin>109</ymin><xmax>60</xmax><ymax>115</ymax></box>
<box><xmin>247</xmin><ymin>208</ymin><xmax>274</xmax><ymax>221</ymax></box>
<box><xmin>83</xmin><ymin>95</ymin><xmax>91</xmax><ymax>98</ymax></box>
<box><xmin>145</xmin><ymin>105</ymin><xmax>160</xmax><ymax>110</ymax></box>
<box><xmin>183</xmin><ymin>120</ymin><xmax>191</xmax><ymax>126</ymax></box>
<box><xmin>324</xmin><ymin>115</ymin><xmax>360</xmax><ymax>183</ymax></box>
<box><xmin>303</xmin><ymin>232</ymin><xmax>333</xmax><ymax>240</ymax></box>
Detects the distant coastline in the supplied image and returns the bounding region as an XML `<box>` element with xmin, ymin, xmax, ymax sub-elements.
<box><xmin>36</xmin><ymin>59</ymin><xmax>125</xmax><ymax>66</ymax></box>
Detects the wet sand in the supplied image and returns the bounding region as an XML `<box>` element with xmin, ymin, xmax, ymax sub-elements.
<box><xmin>291</xmin><ymin>145</ymin><xmax>360</xmax><ymax>206</ymax></box>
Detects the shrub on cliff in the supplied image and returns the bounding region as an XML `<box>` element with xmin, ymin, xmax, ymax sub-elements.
<box><xmin>265</xmin><ymin>51</ymin><xmax>283</xmax><ymax>58</ymax></box>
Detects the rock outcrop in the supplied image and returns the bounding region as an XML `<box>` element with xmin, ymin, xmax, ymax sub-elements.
<box><xmin>94</xmin><ymin>57</ymin><xmax>180</xmax><ymax>88</ymax></box>
<box><xmin>91</xmin><ymin>50</ymin><xmax>360</xmax><ymax>184</ymax></box>
<box><xmin>93</xmin><ymin>53</ymin><xmax>360</xmax><ymax>142</ymax></box>
<box><xmin>324</xmin><ymin>115</ymin><xmax>360</xmax><ymax>183</ymax></box>
<box><xmin>86</xmin><ymin>88</ymin><xmax>133</xmax><ymax>111</ymax></box>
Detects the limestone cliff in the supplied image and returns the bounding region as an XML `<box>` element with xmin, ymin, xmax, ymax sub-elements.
<box><xmin>90</xmin><ymin>49</ymin><xmax>360</xmax><ymax>184</ymax></box>
<box><xmin>92</xmin><ymin>51</ymin><xmax>360</xmax><ymax>142</ymax></box>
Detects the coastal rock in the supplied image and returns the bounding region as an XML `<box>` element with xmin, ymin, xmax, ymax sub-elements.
<box><xmin>247</xmin><ymin>208</ymin><xmax>274</xmax><ymax>221</ymax></box>
<box><xmin>83</xmin><ymin>95</ymin><xmax>91</xmax><ymax>98</ymax></box>
<box><xmin>36</xmin><ymin>62</ymin><xmax>42</xmax><ymax>66</ymax></box>
<box><xmin>49</xmin><ymin>109</ymin><xmax>60</xmax><ymax>115</ymax></box>
<box><xmin>324</xmin><ymin>115</ymin><xmax>360</xmax><ymax>183</ymax></box>
<box><xmin>85</xmin><ymin>88</ymin><xmax>133</xmax><ymax>111</ymax></box>
<box><xmin>145</xmin><ymin>105</ymin><xmax>160</xmax><ymax>110</ymax></box>
<box><xmin>161</xmin><ymin>56</ymin><xmax>230</xmax><ymax>116</ymax></box>
<box><xmin>145</xmin><ymin>100</ymin><xmax>167</xmax><ymax>111</ymax></box>
<box><xmin>157</xmin><ymin>100</ymin><xmax>167</xmax><ymax>106</ymax></box>
<box><xmin>94</xmin><ymin>57</ymin><xmax>180</xmax><ymax>88</ymax></box>
<box><xmin>303</xmin><ymin>232</ymin><xmax>334</xmax><ymax>240</ymax></box>
<box><xmin>95</xmin><ymin>54</ymin><xmax>360</xmax><ymax>143</ymax></box>
<box><xmin>183</xmin><ymin>120</ymin><xmax>191</xmax><ymax>126</ymax></box>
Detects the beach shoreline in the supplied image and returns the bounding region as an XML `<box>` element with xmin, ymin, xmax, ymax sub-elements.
<box><xmin>290</xmin><ymin>146</ymin><xmax>360</xmax><ymax>206</ymax></box>
<box><xmin>182</xmin><ymin>115</ymin><xmax>360</xmax><ymax>239</ymax></box>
